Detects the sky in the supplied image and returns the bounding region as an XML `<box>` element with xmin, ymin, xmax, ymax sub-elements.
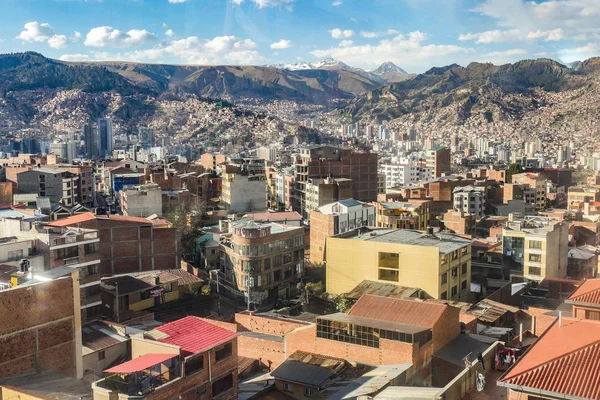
<box><xmin>2</xmin><ymin>0</ymin><xmax>600</xmax><ymax>72</ymax></box>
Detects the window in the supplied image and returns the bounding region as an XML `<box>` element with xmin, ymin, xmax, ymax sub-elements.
<box><xmin>451</xmin><ymin>286</ymin><xmax>458</xmax><ymax>297</ymax></box>
<box><xmin>284</xmin><ymin>383</ymin><xmax>294</xmax><ymax>393</ymax></box>
<box><xmin>441</xmin><ymin>273</ymin><xmax>448</xmax><ymax>285</ymax></box>
<box><xmin>212</xmin><ymin>373</ymin><xmax>233</xmax><ymax>396</ymax></box>
<box><xmin>529</xmin><ymin>240</ymin><xmax>542</xmax><ymax>249</ymax></box>
<box><xmin>86</xmin><ymin>285</ymin><xmax>100</xmax><ymax>297</ymax></box>
<box><xmin>185</xmin><ymin>355</ymin><xmax>204</xmax><ymax>375</ymax></box>
<box><xmin>461</xmin><ymin>280</ymin><xmax>467</xmax><ymax>290</ymax></box>
<box><xmin>378</xmin><ymin>269</ymin><xmax>399</xmax><ymax>282</ymax></box>
<box><xmin>304</xmin><ymin>388</ymin><xmax>314</xmax><ymax>397</ymax></box>
<box><xmin>451</xmin><ymin>267</ymin><xmax>458</xmax><ymax>278</ymax></box>
<box><xmin>585</xmin><ymin>310</ymin><xmax>600</xmax><ymax>320</ymax></box>
<box><xmin>215</xmin><ymin>343</ymin><xmax>232</xmax><ymax>362</ymax></box>
<box><xmin>98</xmin><ymin>350</ymin><xmax>105</xmax><ymax>361</ymax></box>
<box><xmin>528</xmin><ymin>254</ymin><xmax>542</xmax><ymax>262</ymax></box>
<box><xmin>461</xmin><ymin>263</ymin><xmax>467</xmax><ymax>275</ymax></box>
<box><xmin>86</xmin><ymin>305</ymin><xmax>101</xmax><ymax>320</ymax></box>
<box><xmin>529</xmin><ymin>266</ymin><xmax>542</xmax><ymax>276</ymax></box>
<box><xmin>274</xmin><ymin>270</ymin><xmax>281</xmax><ymax>282</ymax></box>
<box><xmin>378</xmin><ymin>252</ymin><xmax>399</xmax><ymax>282</ymax></box>
<box><xmin>84</xmin><ymin>242</ymin><xmax>100</xmax><ymax>254</ymax></box>
<box><xmin>441</xmin><ymin>291</ymin><xmax>447</xmax><ymax>300</ymax></box>
<box><xmin>7</xmin><ymin>249</ymin><xmax>23</xmax><ymax>261</ymax></box>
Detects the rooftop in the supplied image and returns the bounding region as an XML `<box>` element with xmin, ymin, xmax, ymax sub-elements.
<box><xmin>244</xmin><ymin>211</ymin><xmax>302</xmax><ymax>221</ymax></box>
<box><xmin>0</xmin><ymin>371</ymin><xmax>93</xmax><ymax>400</ymax></box>
<box><xmin>146</xmin><ymin>316</ymin><xmax>237</xmax><ymax>356</ymax></box>
<box><xmin>271</xmin><ymin>351</ymin><xmax>346</xmax><ymax>389</ymax></box>
<box><xmin>566</xmin><ymin>278</ymin><xmax>600</xmax><ymax>305</ymax></box>
<box><xmin>499</xmin><ymin>318</ymin><xmax>600</xmax><ymax>399</ymax></box>
<box><xmin>345</xmin><ymin>280</ymin><xmax>423</xmax><ymax>300</ymax></box>
<box><xmin>344</xmin><ymin>229</ymin><xmax>471</xmax><ymax>254</ymax></box>
<box><xmin>319</xmin><ymin>312</ymin><xmax>430</xmax><ymax>335</ymax></box>
<box><xmin>348</xmin><ymin>295</ymin><xmax>448</xmax><ymax>328</ymax></box>
<box><xmin>82</xmin><ymin>323</ymin><xmax>128</xmax><ymax>355</ymax></box>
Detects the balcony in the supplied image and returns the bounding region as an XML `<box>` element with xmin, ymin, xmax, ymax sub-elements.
<box><xmin>64</xmin><ymin>256</ymin><xmax>81</xmax><ymax>266</ymax></box>
<box><xmin>50</xmin><ymin>231</ymin><xmax>99</xmax><ymax>247</ymax></box>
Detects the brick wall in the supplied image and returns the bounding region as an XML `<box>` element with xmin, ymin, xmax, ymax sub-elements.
<box><xmin>235</xmin><ymin>313</ymin><xmax>310</xmax><ymax>335</ymax></box>
<box><xmin>309</xmin><ymin>211</ymin><xmax>335</xmax><ymax>264</ymax></box>
<box><xmin>0</xmin><ymin>277</ymin><xmax>76</xmax><ymax>379</ymax></box>
<box><xmin>238</xmin><ymin>335</ymin><xmax>285</xmax><ymax>371</ymax></box>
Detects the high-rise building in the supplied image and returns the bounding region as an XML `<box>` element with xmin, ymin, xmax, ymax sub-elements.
<box><xmin>138</xmin><ymin>127</ymin><xmax>154</xmax><ymax>149</ymax></box>
<box><xmin>49</xmin><ymin>142</ymin><xmax>67</xmax><ymax>159</ymax></box>
<box><xmin>97</xmin><ymin>118</ymin><xmax>113</xmax><ymax>159</ymax></box>
<box><xmin>83</xmin><ymin>123</ymin><xmax>98</xmax><ymax>159</ymax></box>
<box><xmin>66</xmin><ymin>140</ymin><xmax>78</xmax><ymax>163</ymax></box>
<box><xmin>426</xmin><ymin>146</ymin><xmax>451</xmax><ymax>178</ymax></box>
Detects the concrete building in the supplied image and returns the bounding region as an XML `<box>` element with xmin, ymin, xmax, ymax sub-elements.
<box><xmin>501</xmin><ymin>213</ymin><xmax>569</xmax><ymax>282</ymax></box>
<box><xmin>326</xmin><ymin>229</ymin><xmax>472</xmax><ymax>300</ymax></box>
<box><xmin>442</xmin><ymin>210</ymin><xmax>476</xmax><ymax>235</ymax></box>
<box><xmin>83</xmin><ymin>123</ymin><xmax>98</xmax><ymax>159</ymax></box>
<box><xmin>293</xmin><ymin>146</ymin><xmax>378</xmax><ymax>217</ymax></box>
<box><xmin>220</xmin><ymin>219</ymin><xmax>305</xmax><ymax>304</ymax></box>
<box><xmin>17</xmin><ymin>167</ymin><xmax>79</xmax><ymax>207</ymax></box>
<box><xmin>374</xmin><ymin>200</ymin><xmax>430</xmax><ymax>230</ymax></box>
<box><xmin>198</xmin><ymin>152</ymin><xmax>226</xmax><ymax>171</ymax></box>
<box><xmin>453</xmin><ymin>185</ymin><xmax>486</xmax><ymax>219</ymax></box>
<box><xmin>309</xmin><ymin>199</ymin><xmax>376</xmax><ymax>264</ymax></box>
<box><xmin>97</xmin><ymin>118</ymin><xmax>113</xmax><ymax>159</ymax></box>
<box><xmin>426</xmin><ymin>147</ymin><xmax>451</xmax><ymax>178</ymax></box>
<box><xmin>221</xmin><ymin>173</ymin><xmax>266</xmax><ymax>212</ymax></box>
<box><xmin>567</xmin><ymin>246</ymin><xmax>598</xmax><ymax>280</ymax></box>
<box><xmin>304</xmin><ymin>177</ymin><xmax>353</xmax><ymax>214</ymax></box>
<box><xmin>381</xmin><ymin>164</ymin><xmax>433</xmax><ymax>188</ymax></box>
<box><xmin>568</xmin><ymin>186</ymin><xmax>600</xmax><ymax>208</ymax></box>
<box><xmin>120</xmin><ymin>183</ymin><xmax>163</xmax><ymax>217</ymax></box>
<box><xmin>138</xmin><ymin>127</ymin><xmax>154</xmax><ymax>149</ymax></box>
<box><xmin>511</xmin><ymin>173</ymin><xmax>547</xmax><ymax>210</ymax></box>
<box><xmin>92</xmin><ymin>316</ymin><xmax>238</xmax><ymax>399</ymax></box>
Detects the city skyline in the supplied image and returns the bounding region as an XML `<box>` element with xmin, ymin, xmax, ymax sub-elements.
<box><xmin>0</xmin><ymin>0</ymin><xmax>599</xmax><ymax>72</ymax></box>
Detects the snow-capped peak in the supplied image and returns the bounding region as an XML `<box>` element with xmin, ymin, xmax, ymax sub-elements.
<box><xmin>373</xmin><ymin>61</ymin><xmax>408</xmax><ymax>75</ymax></box>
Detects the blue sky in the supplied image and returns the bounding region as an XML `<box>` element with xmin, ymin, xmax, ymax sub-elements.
<box><xmin>1</xmin><ymin>0</ymin><xmax>600</xmax><ymax>72</ymax></box>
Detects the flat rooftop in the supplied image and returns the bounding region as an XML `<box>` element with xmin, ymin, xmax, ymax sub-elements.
<box><xmin>346</xmin><ymin>229</ymin><xmax>471</xmax><ymax>254</ymax></box>
<box><xmin>0</xmin><ymin>371</ymin><xmax>93</xmax><ymax>400</ymax></box>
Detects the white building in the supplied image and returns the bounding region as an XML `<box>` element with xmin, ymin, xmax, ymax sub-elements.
<box><xmin>381</xmin><ymin>164</ymin><xmax>433</xmax><ymax>188</ymax></box>
<box><xmin>221</xmin><ymin>173</ymin><xmax>267</xmax><ymax>212</ymax></box>
<box><xmin>453</xmin><ymin>185</ymin><xmax>486</xmax><ymax>219</ymax></box>
<box><xmin>317</xmin><ymin>199</ymin><xmax>376</xmax><ymax>233</ymax></box>
<box><xmin>120</xmin><ymin>183</ymin><xmax>163</xmax><ymax>217</ymax></box>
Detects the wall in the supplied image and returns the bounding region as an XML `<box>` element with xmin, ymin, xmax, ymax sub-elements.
<box><xmin>130</xmin><ymin>336</ymin><xmax>180</xmax><ymax>359</ymax></box>
<box><xmin>0</xmin><ymin>386</ymin><xmax>54</xmax><ymax>400</ymax></box>
<box><xmin>309</xmin><ymin>211</ymin><xmax>335</xmax><ymax>264</ymax></box>
<box><xmin>83</xmin><ymin>341</ymin><xmax>128</xmax><ymax>377</ymax></box>
<box><xmin>0</xmin><ymin>274</ymin><xmax>79</xmax><ymax>379</ymax></box>
<box><xmin>235</xmin><ymin>313</ymin><xmax>309</xmax><ymax>335</ymax></box>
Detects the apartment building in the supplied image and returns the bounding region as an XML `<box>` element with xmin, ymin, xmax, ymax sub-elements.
<box><xmin>120</xmin><ymin>183</ymin><xmax>163</xmax><ymax>217</ymax></box>
<box><xmin>567</xmin><ymin>186</ymin><xmax>600</xmax><ymax>208</ymax></box>
<box><xmin>426</xmin><ymin>147</ymin><xmax>451</xmax><ymax>178</ymax></box>
<box><xmin>374</xmin><ymin>200</ymin><xmax>430</xmax><ymax>230</ymax></box>
<box><xmin>442</xmin><ymin>210</ymin><xmax>476</xmax><ymax>235</ymax></box>
<box><xmin>17</xmin><ymin>168</ymin><xmax>80</xmax><ymax>207</ymax></box>
<box><xmin>501</xmin><ymin>213</ymin><xmax>569</xmax><ymax>282</ymax></box>
<box><xmin>304</xmin><ymin>177</ymin><xmax>353</xmax><ymax>214</ymax></box>
<box><xmin>326</xmin><ymin>228</ymin><xmax>472</xmax><ymax>300</ymax></box>
<box><xmin>92</xmin><ymin>316</ymin><xmax>238</xmax><ymax>399</ymax></box>
<box><xmin>220</xmin><ymin>219</ymin><xmax>305</xmax><ymax>304</ymax></box>
<box><xmin>48</xmin><ymin>212</ymin><xmax>179</xmax><ymax>276</ymax></box>
<box><xmin>309</xmin><ymin>199</ymin><xmax>376</xmax><ymax>264</ymax></box>
<box><xmin>381</xmin><ymin>164</ymin><xmax>432</xmax><ymax>188</ymax></box>
<box><xmin>293</xmin><ymin>145</ymin><xmax>378</xmax><ymax>217</ymax></box>
<box><xmin>453</xmin><ymin>185</ymin><xmax>486</xmax><ymax>219</ymax></box>
<box><xmin>221</xmin><ymin>172</ymin><xmax>266</xmax><ymax>212</ymax></box>
<box><xmin>198</xmin><ymin>152</ymin><xmax>227</xmax><ymax>171</ymax></box>
<box><xmin>511</xmin><ymin>172</ymin><xmax>547</xmax><ymax>210</ymax></box>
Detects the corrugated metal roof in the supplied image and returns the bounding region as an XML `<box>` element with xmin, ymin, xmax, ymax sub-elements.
<box><xmin>104</xmin><ymin>353</ymin><xmax>176</xmax><ymax>374</ymax></box>
<box><xmin>566</xmin><ymin>278</ymin><xmax>600</xmax><ymax>305</ymax></box>
<box><xmin>318</xmin><ymin>312</ymin><xmax>429</xmax><ymax>334</ymax></box>
<box><xmin>271</xmin><ymin>351</ymin><xmax>346</xmax><ymax>388</ymax></box>
<box><xmin>500</xmin><ymin>318</ymin><xmax>600</xmax><ymax>399</ymax></box>
<box><xmin>433</xmin><ymin>335</ymin><xmax>490</xmax><ymax>367</ymax></box>
<box><xmin>153</xmin><ymin>316</ymin><xmax>237</xmax><ymax>356</ymax></box>
<box><xmin>348</xmin><ymin>295</ymin><xmax>447</xmax><ymax>328</ymax></box>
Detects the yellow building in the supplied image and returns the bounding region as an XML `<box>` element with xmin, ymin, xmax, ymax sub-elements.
<box><xmin>501</xmin><ymin>214</ymin><xmax>569</xmax><ymax>282</ymax></box>
<box><xmin>326</xmin><ymin>228</ymin><xmax>472</xmax><ymax>301</ymax></box>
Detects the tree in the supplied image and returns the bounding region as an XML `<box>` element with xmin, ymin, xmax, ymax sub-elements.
<box><xmin>334</xmin><ymin>296</ymin><xmax>356</xmax><ymax>313</ymax></box>
<box><xmin>506</xmin><ymin>163</ymin><xmax>523</xmax><ymax>183</ymax></box>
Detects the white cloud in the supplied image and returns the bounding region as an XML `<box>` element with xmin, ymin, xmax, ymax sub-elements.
<box><xmin>84</xmin><ymin>26</ymin><xmax>157</xmax><ymax>47</ymax></box>
<box><xmin>478</xmin><ymin>48</ymin><xmax>529</xmax><ymax>64</ymax></box>
<box><xmin>339</xmin><ymin>40</ymin><xmax>353</xmax><ymax>47</ymax></box>
<box><xmin>330</xmin><ymin>28</ymin><xmax>354</xmax><ymax>39</ymax></box>
<box><xmin>559</xmin><ymin>42</ymin><xmax>600</xmax><ymax>63</ymax></box>
<box><xmin>168</xmin><ymin>0</ymin><xmax>189</xmax><ymax>3</ymax></box>
<box><xmin>48</xmin><ymin>35</ymin><xmax>68</xmax><ymax>49</ymax></box>
<box><xmin>165</xmin><ymin>29</ymin><xmax>175</xmax><ymax>38</ymax></box>
<box><xmin>72</xmin><ymin>31</ymin><xmax>82</xmax><ymax>40</ymax></box>
<box><xmin>458</xmin><ymin>29</ymin><xmax>521</xmax><ymax>44</ymax></box>
<box><xmin>361</xmin><ymin>31</ymin><xmax>378</xmax><ymax>38</ymax></box>
<box><xmin>17</xmin><ymin>22</ymin><xmax>55</xmax><ymax>42</ymax></box>
<box><xmin>527</xmin><ymin>29</ymin><xmax>565</xmax><ymax>41</ymax></box>
<box><xmin>233</xmin><ymin>0</ymin><xmax>294</xmax><ymax>8</ymax></box>
<box><xmin>360</xmin><ymin>30</ymin><xmax>399</xmax><ymax>39</ymax></box>
<box><xmin>270</xmin><ymin>39</ymin><xmax>293</xmax><ymax>49</ymax></box>
<box><xmin>332</xmin><ymin>1</ymin><xmax>342</xmax><ymax>6</ymax></box>
<box><xmin>59</xmin><ymin>54</ymin><xmax>91</xmax><ymax>62</ymax></box>
<box><xmin>312</xmin><ymin>31</ymin><xmax>471</xmax><ymax>71</ymax></box>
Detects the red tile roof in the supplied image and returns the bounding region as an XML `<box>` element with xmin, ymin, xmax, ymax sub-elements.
<box><xmin>348</xmin><ymin>295</ymin><xmax>447</xmax><ymax>328</ymax></box>
<box><xmin>499</xmin><ymin>318</ymin><xmax>600</xmax><ymax>399</ymax></box>
<box><xmin>48</xmin><ymin>212</ymin><xmax>162</xmax><ymax>227</ymax></box>
<box><xmin>154</xmin><ymin>316</ymin><xmax>237</xmax><ymax>356</ymax></box>
<box><xmin>566</xmin><ymin>279</ymin><xmax>600</xmax><ymax>305</ymax></box>
<box><xmin>245</xmin><ymin>211</ymin><xmax>302</xmax><ymax>221</ymax></box>
<box><xmin>104</xmin><ymin>353</ymin><xmax>176</xmax><ymax>374</ymax></box>
<box><xmin>47</xmin><ymin>212</ymin><xmax>96</xmax><ymax>227</ymax></box>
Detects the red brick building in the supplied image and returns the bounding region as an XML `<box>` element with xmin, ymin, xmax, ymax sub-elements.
<box><xmin>48</xmin><ymin>213</ymin><xmax>179</xmax><ymax>276</ymax></box>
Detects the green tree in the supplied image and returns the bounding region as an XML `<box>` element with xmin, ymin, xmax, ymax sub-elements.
<box><xmin>505</xmin><ymin>163</ymin><xmax>523</xmax><ymax>183</ymax></box>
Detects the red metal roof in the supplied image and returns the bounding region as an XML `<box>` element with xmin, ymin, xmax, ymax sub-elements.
<box><xmin>500</xmin><ymin>318</ymin><xmax>600</xmax><ymax>399</ymax></box>
<box><xmin>245</xmin><ymin>211</ymin><xmax>302</xmax><ymax>221</ymax></box>
<box><xmin>154</xmin><ymin>316</ymin><xmax>237</xmax><ymax>356</ymax></box>
<box><xmin>47</xmin><ymin>212</ymin><xmax>96</xmax><ymax>227</ymax></box>
<box><xmin>348</xmin><ymin>295</ymin><xmax>447</xmax><ymax>328</ymax></box>
<box><xmin>567</xmin><ymin>279</ymin><xmax>600</xmax><ymax>305</ymax></box>
<box><xmin>104</xmin><ymin>353</ymin><xmax>176</xmax><ymax>374</ymax></box>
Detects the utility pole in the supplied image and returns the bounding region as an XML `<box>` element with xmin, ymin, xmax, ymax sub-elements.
<box><xmin>212</xmin><ymin>269</ymin><xmax>221</xmax><ymax>316</ymax></box>
<box><xmin>247</xmin><ymin>277</ymin><xmax>253</xmax><ymax>312</ymax></box>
